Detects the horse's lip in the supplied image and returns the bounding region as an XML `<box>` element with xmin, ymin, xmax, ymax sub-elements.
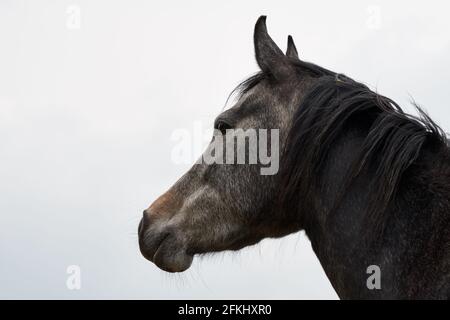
<box><xmin>151</xmin><ymin>232</ymin><xmax>170</xmax><ymax>261</ymax></box>
<box><xmin>152</xmin><ymin>233</ymin><xmax>193</xmax><ymax>273</ymax></box>
<box><xmin>138</xmin><ymin>229</ymin><xmax>170</xmax><ymax>263</ymax></box>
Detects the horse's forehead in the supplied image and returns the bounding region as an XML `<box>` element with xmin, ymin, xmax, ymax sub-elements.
<box><xmin>236</xmin><ymin>81</ymin><xmax>284</xmax><ymax>108</ymax></box>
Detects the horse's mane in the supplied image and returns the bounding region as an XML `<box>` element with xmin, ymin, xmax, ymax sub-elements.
<box><xmin>231</xmin><ymin>59</ymin><xmax>447</xmax><ymax>237</ymax></box>
<box><xmin>229</xmin><ymin>59</ymin><xmax>335</xmax><ymax>100</ymax></box>
<box><xmin>281</xmin><ymin>74</ymin><xmax>448</xmax><ymax>238</ymax></box>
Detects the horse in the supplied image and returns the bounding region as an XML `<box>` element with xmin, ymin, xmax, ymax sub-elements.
<box><xmin>138</xmin><ymin>16</ymin><xmax>450</xmax><ymax>299</ymax></box>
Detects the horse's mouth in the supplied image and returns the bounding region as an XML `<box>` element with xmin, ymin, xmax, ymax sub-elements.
<box><xmin>139</xmin><ymin>227</ymin><xmax>193</xmax><ymax>273</ymax></box>
<box><xmin>151</xmin><ymin>232</ymin><xmax>170</xmax><ymax>262</ymax></box>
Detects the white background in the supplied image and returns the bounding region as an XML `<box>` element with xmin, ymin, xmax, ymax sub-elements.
<box><xmin>0</xmin><ymin>0</ymin><xmax>449</xmax><ymax>299</ymax></box>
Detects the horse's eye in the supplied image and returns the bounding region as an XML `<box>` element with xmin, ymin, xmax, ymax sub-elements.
<box><xmin>214</xmin><ymin>120</ymin><xmax>233</xmax><ymax>135</ymax></box>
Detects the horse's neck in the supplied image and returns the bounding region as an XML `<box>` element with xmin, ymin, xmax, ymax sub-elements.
<box><xmin>305</xmin><ymin>129</ymin><xmax>450</xmax><ymax>299</ymax></box>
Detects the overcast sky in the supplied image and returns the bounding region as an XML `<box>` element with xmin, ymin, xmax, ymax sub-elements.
<box><xmin>0</xmin><ymin>0</ymin><xmax>449</xmax><ymax>299</ymax></box>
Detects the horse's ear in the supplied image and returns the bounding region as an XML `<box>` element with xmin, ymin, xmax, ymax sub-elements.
<box><xmin>254</xmin><ymin>16</ymin><xmax>294</xmax><ymax>80</ymax></box>
<box><xmin>286</xmin><ymin>35</ymin><xmax>299</xmax><ymax>60</ymax></box>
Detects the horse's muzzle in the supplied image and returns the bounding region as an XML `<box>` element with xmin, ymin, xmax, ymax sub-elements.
<box><xmin>138</xmin><ymin>209</ymin><xmax>193</xmax><ymax>273</ymax></box>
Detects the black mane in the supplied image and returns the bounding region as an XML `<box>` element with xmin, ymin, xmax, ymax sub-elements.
<box><xmin>280</xmin><ymin>74</ymin><xmax>448</xmax><ymax>238</ymax></box>
<box><xmin>230</xmin><ymin>57</ymin><xmax>448</xmax><ymax>239</ymax></box>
